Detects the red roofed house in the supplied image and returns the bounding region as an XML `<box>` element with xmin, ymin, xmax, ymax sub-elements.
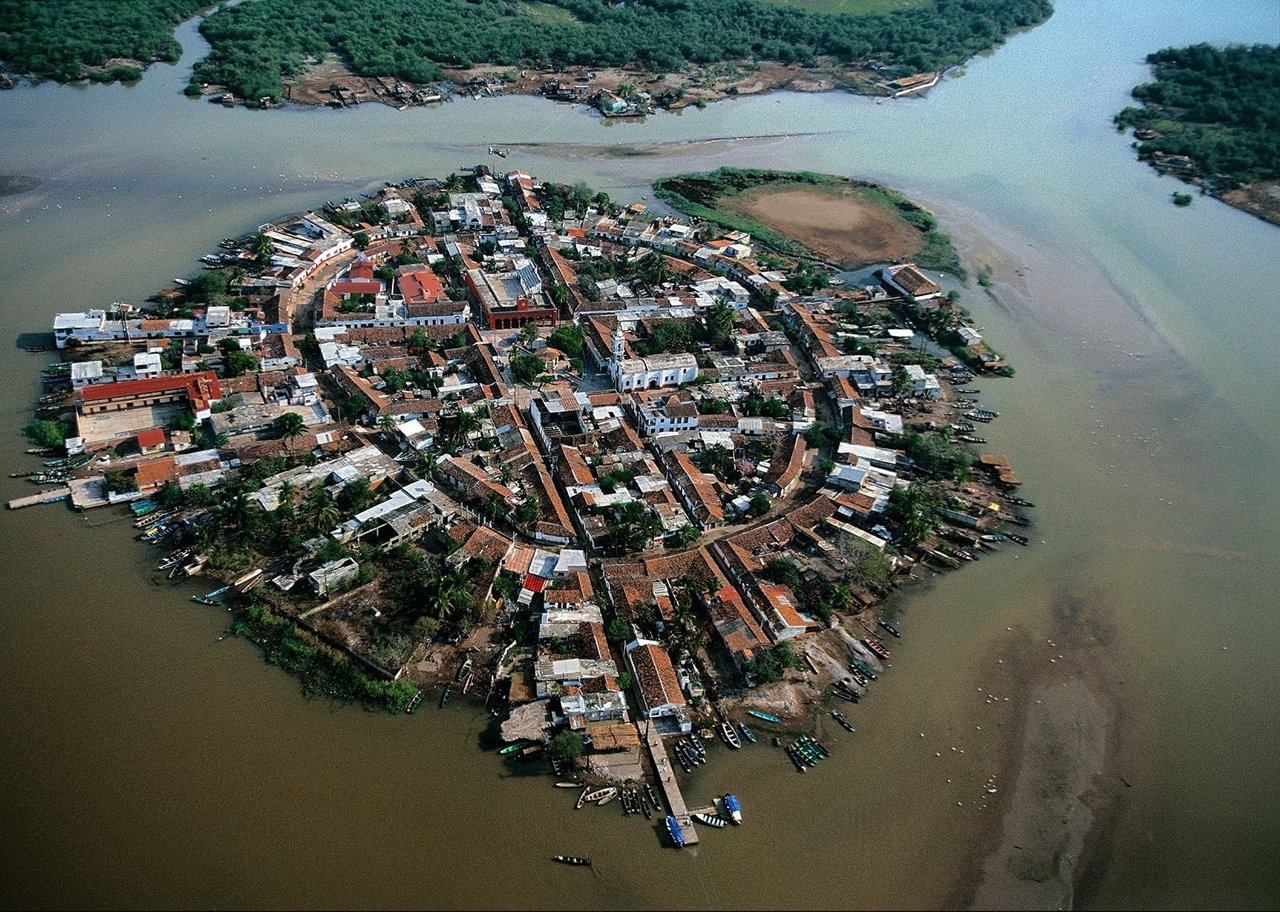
<box><xmin>331</xmin><ymin>279</ymin><xmax>383</xmax><ymax>297</ymax></box>
<box><xmin>132</xmin><ymin>456</ymin><xmax>178</xmax><ymax>492</ymax></box>
<box><xmin>136</xmin><ymin>427</ymin><xmax>166</xmax><ymax>455</ymax></box>
<box><xmin>395</xmin><ymin>265</ymin><xmax>447</xmax><ymax>304</ymax></box>
<box><xmin>624</xmin><ymin>639</ymin><xmax>690</xmax><ymax>733</ymax></box>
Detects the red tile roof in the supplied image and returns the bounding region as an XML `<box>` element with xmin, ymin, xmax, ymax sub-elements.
<box><xmin>396</xmin><ymin>265</ymin><xmax>447</xmax><ymax>304</ymax></box>
<box><xmin>78</xmin><ymin>371</ymin><xmax>222</xmax><ymax>412</ymax></box>
<box><xmin>136</xmin><ymin>428</ymin><xmax>165</xmax><ymax>448</ymax></box>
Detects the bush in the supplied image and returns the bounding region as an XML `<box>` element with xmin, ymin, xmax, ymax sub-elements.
<box><xmin>24</xmin><ymin>418</ymin><xmax>69</xmax><ymax>448</ymax></box>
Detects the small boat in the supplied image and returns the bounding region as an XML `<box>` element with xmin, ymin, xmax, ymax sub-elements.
<box><xmin>138</xmin><ymin>522</ymin><xmax>175</xmax><ymax>543</ymax></box>
<box><xmin>405</xmin><ymin>690</ymin><xmax>424</xmax><ymax>714</ymax></box>
<box><xmin>692</xmin><ymin>812</ymin><xmax>727</xmax><ymax>828</ymax></box>
<box><xmin>747</xmin><ymin>709</ymin><xmax>782</xmax><ymax>724</ymax></box>
<box><xmin>833</xmin><ymin>686</ymin><xmax>861</xmax><ymax>704</ymax></box>
<box><xmin>785</xmin><ymin>744</ymin><xmax>808</xmax><ymax>772</ymax></box>
<box><xmin>552</xmin><ymin>855</ymin><xmax>592</xmax><ymax>867</ymax></box>
<box><xmin>575</xmin><ymin>787</ymin><xmax>590</xmax><ymax>810</ymax></box>
<box><xmin>862</xmin><ymin>637</ymin><xmax>891</xmax><ymax>660</ymax></box>
<box><xmin>980</xmin><ymin>533</ymin><xmax>1007</xmax><ymax>543</ymax></box>
<box><xmin>192</xmin><ymin>584</ymin><xmax>230</xmax><ymax>606</ymax></box>
<box><xmin>583</xmin><ymin>787</ymin><xmax>615</xmax><ymax>803</ymax></box>
<box><xmin>831</xmin><ymin>710</ymin><xmax>856</xmax><ymax>733</ymax></box>
<box><xmin>594</xmin><ymin>788</ymin><xmax>618</xmax><ymax>806</ymax></box>
<box><xmin>719</xmin><ymin>721</ymin><xmax>741</xmax><ymax>749</ymax></box>
<box><xmin>844</xmin><ymin>660</ymin><xmax>875</xmax><ymax>681</ymax></box>
<box><xmin>1007</xmin><ymin>532</ymin><xmax>1029</xmax><ymax>546</ymax></box>
<box><xmin>232</xmin><ymin>568</ymin><xmax>263</xmax><ymax>592</ymax></box>
<box><xmin>738</xmin><ymin>722</ymin><xmax>757</xmax><ymax>744</ymax></box>
<box><xmin>157</xmin><ymin>548</ymin><xmax>192</xmax><ymax>570</ymax></box>
<box><xmin>722</xmin><ymin>793</ymin><xmax>742</xmax><ymax>824</ymax></box>
<box><xmin>439</xmin><ymin>683</ymin><xmax>453</xmax><ymax>708</ymax></box>
<box><xmin>645</xmin><ymin>782</ymin><xmax>662</xmax><ymax>812</ymax></box>
<box><xmin>800</xmin><ymin>735</ymin><xmax>830</xmax><ymax>759</ymax></box>
<box><xmin>498</xmin><ymin>741</ymin><xmax>530</xmax><ymax>756</ymax></box>
<box><xmin>1003</xmin><ymin>495</ymin><xmax>1035</xmax><ymax>507</ymax></box>
<box><xmin>455</xmin><ymin>657</ymin><xmax>472</xmax><ymax>682</ymax></box>
<box><xmin>666</xmin><ymin>815</ymin><xmax>685</xmax><ymax>847</ymax></box>
<box><xmin>134</xmin><ymin>509</ymin><xmax>173</xmax><ymax>527</ymax></box>
<box><xmin>554</xmin><ymin>781</ymin><xmax>581</xmax><ymax>788</ymax></box>
<box><xmin>956</xmin><ymin>434</ymin><xmax>987</xmax><ymax>444</ymax></box>
<box><xmin>130</xmin><ymin>499</ymin><xmax>158</xmax><ymax>515</ymax></box>
<box><xmin>877</xmin><ymin>619</ymin><xmax>902</xmax><ymax>638</ymax></box>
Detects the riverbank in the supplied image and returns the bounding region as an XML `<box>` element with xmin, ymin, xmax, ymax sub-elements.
<box><xmin>200</xmin><ymin>55</ymin><xmax>933</xmax><ymax>115</ymax></box>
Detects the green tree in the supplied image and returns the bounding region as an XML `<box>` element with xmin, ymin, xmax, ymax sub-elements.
<box><xmin>606</xmin><ymin>617</ymin><xmax>632</xmax><ymax>643</ymax></box>
<box><xmin>510</xmin><ymin>353</ymin><xmax>543</xmax><ymax>384</ymax></box>
<box><xmin>549</xmin><ymin>729</ymin><xmax>583</xmax><ymax>763</ymax></box>
<box><xmin>705</xmin><ymin>298</ymin><xmax>735</xmax><ymax>350</ymax></box>
<box><xmin>23</xmin><ymin>419</ymin><xmax>68</xmax><ymax>449</ymax></box>
<box><xmin>353</xmin><ymin>231</ymin><xmax>370</xmax><ymax>251</ymax></box>
<box><xmin>253</xmin><ymin>233</ymin><xmax>275</xmax><ymax>266</ymax></box>
<box><xmin>274</xmin><ymin>411</ymin><xmax>307</xmax><ymax>451</ymax></box>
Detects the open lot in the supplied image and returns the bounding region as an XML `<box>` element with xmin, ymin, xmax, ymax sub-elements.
<box><xmin>724</xmin><ymin>186</ymin><xmax>922</xmax><ymax>267</ymax></box>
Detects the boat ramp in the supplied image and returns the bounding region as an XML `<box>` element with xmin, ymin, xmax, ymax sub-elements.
<box><xmin>641</xmin><ymin>721</ymin><xmax>699</xmax><ymax>847</ymax></box>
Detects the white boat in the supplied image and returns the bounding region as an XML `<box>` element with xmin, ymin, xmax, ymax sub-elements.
<box><xmin>594</xmin><ymin>788</ymin><xmax>619</xmax><ymax>806</ymax></box>
<box><xmin>719</xmin><ymin>721</ymin><xmax>741</xmax><ymax>749</ymax></box>
<box><xmin>692</xmin><ymin>811</ymin><xmax>728</xmax><ymax>828</ymax></box>
<box><xmin>582</xmin><ymin>787</ymin><xmax>616</xmax><ymax>804</ymax></box>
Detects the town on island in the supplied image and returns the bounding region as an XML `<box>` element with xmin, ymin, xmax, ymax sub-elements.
<box><xmin>16</xmin><ymin>166</ymin><xmax>1033</xmax><ymax>853</ymax></box>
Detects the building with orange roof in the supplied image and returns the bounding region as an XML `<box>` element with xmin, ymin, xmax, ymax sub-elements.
<box><xmin>625</xmin><ymin>639</ymin><xmax>690</xmax><ymax>733</ymax></box>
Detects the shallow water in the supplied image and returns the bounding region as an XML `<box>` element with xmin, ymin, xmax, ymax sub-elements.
<box><xmin>1</xmin><ymin>1</ymin><xmax>1278</xmax><ymax>907</ymax></box>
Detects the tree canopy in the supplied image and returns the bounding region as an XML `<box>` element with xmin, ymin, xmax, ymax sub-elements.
<box><xmin>1115</xmin><ymin>43</ymin><xmax>1280</xmax><ymax>188</ymax></box>
<box><xmin>187</xmin><ymin>0</ymin><xmax>1052</xmax><ymax>103</ymax></box>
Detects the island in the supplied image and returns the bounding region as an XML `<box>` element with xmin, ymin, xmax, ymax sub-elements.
<box><xmin>0</xmin><ymin>0</ymin><xmax>1054</xmax><ymax>112</ymax></box>
<box><xmin>18</xmin><ymin>166</ymin><xmax>1033</xmax><ymax>845</ymax></box>
<box><xmin>1114</xmin><ymin>42</ymin><xmax>1280</xmax><ymax>225</ymax></box>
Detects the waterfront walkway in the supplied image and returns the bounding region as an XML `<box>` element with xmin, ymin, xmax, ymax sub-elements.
<box><xmin>7</xmin><ymin>486</ymin><xmax>70</xmax><ymax>510</ymax></box>
<box><xmin>642</xmin><ymin>721</ymin><xmax>699</xmax><ymax>846</ymax></box>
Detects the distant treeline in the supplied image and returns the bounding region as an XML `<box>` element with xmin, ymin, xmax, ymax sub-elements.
<box><xmin>192</xmin><ymin>0</ymin><xmax>1051</xmax><ymax>102</ymax></box>
<box><xmin>1115</xmin><ymin>43</ymin><xmax>1280</xmax><ymax>187</ymax></box>
<box><xmin>0</xmin><ymin>0</ymin><xmax>208</xmax><ymax>82</ymax></box>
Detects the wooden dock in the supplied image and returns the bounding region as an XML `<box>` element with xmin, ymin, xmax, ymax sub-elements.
<box><xmin>642</xmin><ymin>722</ymin><xmax>699</xmax><ymax>846</ymax></box>
<box><xmin>7</xmin><ymin>486</ymin><xmax>70</xmax><ymax>510</ymax></box>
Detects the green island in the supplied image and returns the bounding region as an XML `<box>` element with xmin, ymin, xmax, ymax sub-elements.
<box><xmin>1114</xmin><ymin>42</ymin><xmax>1280</xmax><ymax>225</ymax></box>
<box><xmin>21</xmin><ymin>166</ymin><xmax>1031</xmax><ymax>833</ymax></box>
<box><xmin>0</xmin><ymin>0</ymin><xmax>1053</xmax><ymax>111</ymax></box>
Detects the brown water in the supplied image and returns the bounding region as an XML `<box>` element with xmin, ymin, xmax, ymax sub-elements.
<box><xmin>2</xmin><ymin>1</ymin><xmax>1279</xmax><ymax>908</ymax></box>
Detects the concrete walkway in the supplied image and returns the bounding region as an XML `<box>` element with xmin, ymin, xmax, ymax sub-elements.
<box><xmin>642</xmin><ymin>721</ymin><xmax>699</xmax><ymax>846</ymax></box>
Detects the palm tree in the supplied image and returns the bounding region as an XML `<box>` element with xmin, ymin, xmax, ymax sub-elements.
<box><xmin>274</xmin><ymin>412</ymin><xmax>307</xmax><ymax>452</ymax></box>
<box><xmin>379</xmin><ymin>414</ymin><xmax>399</xmax><ymax>440</ymax></box>
<box><xmin>416</xmin><ymin>452</ymin><xmax>440</xmax><ymax>482</ymax></box>
<box><xmin>253</xmin><ymin>233</ymin><xmax>275</xmax><ymax>266</ymax></box>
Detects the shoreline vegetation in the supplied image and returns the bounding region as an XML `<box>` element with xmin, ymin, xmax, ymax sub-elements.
<box><xmin>0</xmin><ymin>0</ymin><xmax>1053</xmax><ymax>112</ymax></box>
<box><xmin>1114</xmin><ymin>42</ymin><xmax>1280</xmax><ymax>226</ymax></box>
<box><xmin>19</xmin><ymin>163</ymin><xmax>1033</xmax><ymax>850</ymax></box>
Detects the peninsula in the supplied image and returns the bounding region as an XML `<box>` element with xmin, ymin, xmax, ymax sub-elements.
<box><xmin>0</xmin><ymin>0</ymin><xmax>1054</xmax><ymax>112</ymax></box>
<box><xmin>19</xmin><ymin>167</ymin><xmax>1032</xmax><ymax>845</ymax></box>
<box><xmin>1115</xmin><ymin>42</ymin><xmax>1280</xmax><ymax>225</ymax></box>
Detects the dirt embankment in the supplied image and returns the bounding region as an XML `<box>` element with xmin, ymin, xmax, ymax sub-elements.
<box><xmin>725</xmin><ymin>186</ymin><xmax>925</xmax><ymax>268</ymax></box>
<box><xmin>1219</xmin><ymin>179</ymin><xmax>1280</xmax><ymax>227</ymax></box>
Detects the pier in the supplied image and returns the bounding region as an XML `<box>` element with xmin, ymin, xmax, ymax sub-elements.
<box><xmin>642</xmin><ymin>721</ymin><xmax>699</xmax><ymax>846</ymax></box>
<box><xmin>7</xmin><ymin>487</ymin><xmax>70</xmax><ymax>510</ymax></box>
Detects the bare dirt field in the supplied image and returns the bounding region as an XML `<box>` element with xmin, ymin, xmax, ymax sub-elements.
<box><xmin>726</xmin><ymin>186</ymin><xmax>923</xmax><ymax>267</ymax></box>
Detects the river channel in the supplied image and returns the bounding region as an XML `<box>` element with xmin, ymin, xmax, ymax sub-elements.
<box><xmin>1</xmin><ymin>0</ymin><xmax>1278</xmax><ymax>908</ymax></box>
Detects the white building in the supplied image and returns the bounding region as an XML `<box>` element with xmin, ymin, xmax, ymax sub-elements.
<box><xmin>608</xmin><ymin>327</ymin><xmax>698</xmax><ymax>392</ymax></box>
